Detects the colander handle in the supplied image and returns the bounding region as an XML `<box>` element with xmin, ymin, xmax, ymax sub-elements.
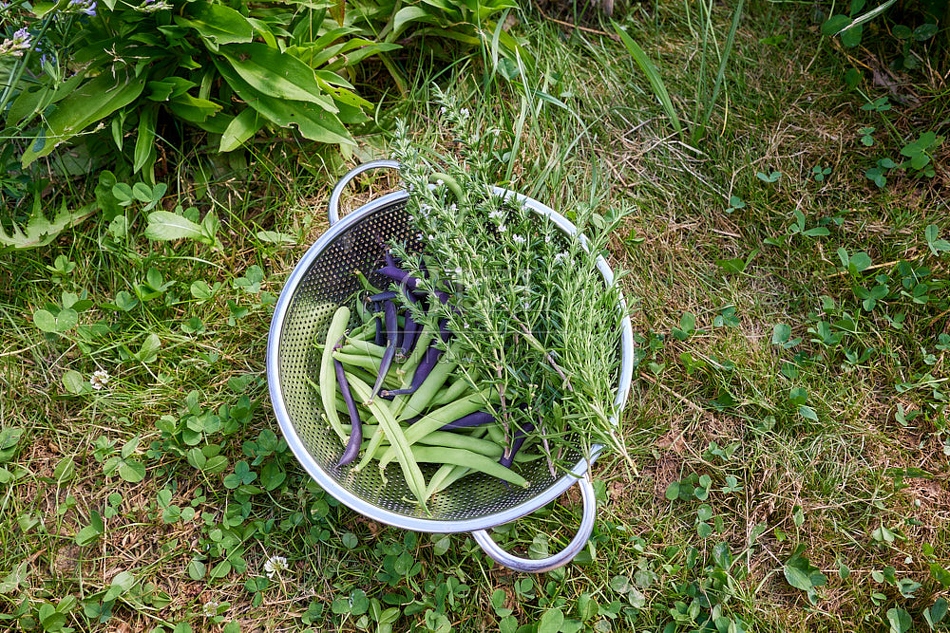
<box><xmin>470</xmin><ymin>473</ymin><xmax>597</xmax><ymax>573</ymax></box>
<box><xmin>328</xmin><ymin>159</ymin><xmax>401</xmax><ymax>225</ymax></box>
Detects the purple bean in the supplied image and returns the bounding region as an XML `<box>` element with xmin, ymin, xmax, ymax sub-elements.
<box><xmin>377</xmin><ymin>265</ymin><xmax>420</xmax><ymax>290</ymax></box>
<box><xmin>334</xmin><ymin>356</ymin><xmax>362</xmax><ymax>467</ymax></box>
<box><xmin>439</xmin><ymin>411</ymin><xmax>494</xmax><ymax>431</ymax></box>
<box><xmin>368</xmin><ymin>290</ymin><xmax>398</xmax><ymax>302</ymax></box>
<box><xmin>379</xmin><ymin>342</ymin><xmax>441</xmax><ymax>398</ymax></box>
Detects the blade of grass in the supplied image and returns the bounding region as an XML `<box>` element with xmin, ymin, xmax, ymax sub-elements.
<box><xmin>611</xmin><ymin>21</ymin><xmax>683</xmax><ymax>139</ymax></box>
<box><xmin>694</xmin><ymin>0</ymin><xmax>743</xmax><ymax>145</ymax></box>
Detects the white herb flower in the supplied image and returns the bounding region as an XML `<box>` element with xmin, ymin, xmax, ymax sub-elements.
<box><xmin>90</xmin><ymin>369</ymin><xmax>110</xmax><ymax>390</ymax></box>
<box><xmin>497</xmin><ymin>224</ymin><xmax>507</xmax><ymax>233</ymax></box>
<box><xmin>489</xmin><ymin>209</ymin><xmax>504</xmax><ymax>222</ymax></box>
<box><xmin>202</xmin><ymin>601</ymin><xmax>220</xmax><ymax>618</ymax></box>
<box><xmin>263</xmin><ymin>554</ymin><xmax>288</xmax><ymax>579</ymax></box>
<box><xmin>553</xmin><ymin>252</ymin><xmax>568</xmax><ymax>264</ymax></box>
<box><xmin>459</xmin><ymin>108</ymin><xmax>470</xmax><ymax>119</ymax></box>
<box><xmin>512</xmin><ymin>234</ymin><xmax>526</xmax><ymax>244</ymax></box>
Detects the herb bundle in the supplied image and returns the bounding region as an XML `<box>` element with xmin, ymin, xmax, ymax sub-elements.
<box><xmin>387</xmin><ymin>89</ymin><xmax>631</xmax><ymax>471</ymax></box>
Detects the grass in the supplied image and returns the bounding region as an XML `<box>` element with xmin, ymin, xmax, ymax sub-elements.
<box><xmin>1</xmin><ymin>0</ymin><xmax>949</xmax><ymax>631</ymax></box>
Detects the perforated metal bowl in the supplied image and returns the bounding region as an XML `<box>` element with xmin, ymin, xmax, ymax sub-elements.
<box><xmin>267</xmin><ymin>161</ymin><xmax>634</xmax><ymax>572</ymax></box>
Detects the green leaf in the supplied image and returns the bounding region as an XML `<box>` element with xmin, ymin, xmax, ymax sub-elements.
<box><xmin>34</xmin><ymin>308</ymin><xmax>78</xmax><ymax>333</ymax></box>
<box><xmin>772</xmin><ymin>323</ymin><xmax>791</xmax><ymax>345</ymax></box>
<box><xmin>821</xmin><ymin>14</ymin><xmax>852</xmax><ymax>36</ymax></box>
<box><xmin>135</xmin><ymin>333</ymin><xmax>161</xmax><ymax>364</ymax></box>
<box><xmin>220</xmin><ymin>107</ymin><xmax>265</xmax><ymax>152</ymax></box>
<box><xmin>167</xmin><ymin>93</ymin><xmax>223</xmax><ymax>125</ymax></box>
<box><xmin>175</xmin><ymin>2</ymin><xmax>254</xmax><ymax>45</ymax></box>
<box><xmin>887</xmin><ymin>608</ymin><xmax>912</xmax><ymax>633</ymax></box>
<box><xmin>539</xmin><ymin>607</ymin><xmax>564</xmax><ymax>633</ymax></box>
<box><xmin>118</xmin><ymin>459</ymin><xmax>146</xmax><ymax>483</ymax></box>
<box><xmin>798</xmin><ymin>405</ymin><xmax>819</xmax><ymax>422</ymax></box>
<box><xmin>0</xmin><ymin>202</ymin><xmax>97</xmax><ymax>250</ymax></box>
<box><xmin>214</xmin><ymin>60</ymin><xmax>354</xmax><ymax>146</ymax></box>
<box><xmin>134</xmin><ymin>106</ymin><xmax>158</xmax><ymax>175</ymax></box>
<box><xmin>391</xmin><ymin>6</ymin><xmax>442</xmax><ymax>38</ymax></box>
<box><xmin>62</xmin><ymin>370</ymin><xmax>88</xmax><ymax>395</ymax></box>
<box><xmin>612</xmin><ymin>23</ymin><xmax>683</xmax><ymax>136</ymax></box>
<box><xmin>104</xmin><ymin>570</ymin><xmax>135</xmax><ymax>602</ymax></box>
<box><xmin>0</xmin><ymin>562</ymin><xmax>28</xmax><ymax>594</ymax></box>
<box><xmin>927</xmin><ymin>598</ymin><xmax>948</xmax><ymax>627</ymax></box>
<box><xmin>21</xmin><ymin>70</ymin><xmax>147</xmax><ymax>167</ymax></box>
<box><xmin>144</xmin><ymin>211</ymin><xmax>205</xmax><ymax>242</ymax></box>
<box><xmin>220</xmin><ymin>43</ymin><xmax>338</xmax><ymax>110</ymax></box>
<box><xmin>783</xmin><ymin>563</ymin><xmax>813</xmax><ymax>591</ymax></box>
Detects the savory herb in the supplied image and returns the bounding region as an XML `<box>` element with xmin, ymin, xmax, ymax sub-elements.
<box><xmin>388</xmin><ymin>88</ymin><xmax>631</xmax><ymax>470</ymax></box>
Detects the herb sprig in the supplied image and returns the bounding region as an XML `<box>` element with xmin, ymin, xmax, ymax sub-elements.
<box><xmin>389</xmin><ymin>88</ymin><xmax>631</xmax><ymax>470</ymax></box>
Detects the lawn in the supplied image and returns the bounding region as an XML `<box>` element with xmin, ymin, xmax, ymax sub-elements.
<box><xmin>1</xmin><ymin>0</ymin><xmax>949</xmax><ymax>631</ymax></box>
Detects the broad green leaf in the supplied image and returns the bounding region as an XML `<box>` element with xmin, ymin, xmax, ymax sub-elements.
<box><xmin>145</xmin><ymin>211</ymin><xmax>205</xmax><ymax>242</ymax></box>
<box><xmin>215</xmin><ymin>60</ymin><xmax>354</xmax><ymax>146</ymax></box>
<box><xmin>220</xmin><ymin>43</ymin><xmax>337</xmax><ymax>111</ymax></box>
<box><xmin>0</xmin><ymin>562</ymin><xmax>28</xmax><ymax>594</ymax></box>
<box><xmin>821</xmin><ymin>14</ymin><xmax>853</xmax><ymax>36</ymax></box>
<box><xmin>0</xmin><ymin>202</ymin><xmax>97</xmax><ymax>250</ymax></box>
<box><xmin>104</xmin><ymin>570</ymin><xmax>135</xmax><ymax>602</ymax></box>
<box><xmin>34</xmin><ymin>308</ymin><xmax>78</xmax><ymax>333</ymax></box>
<box><xmin>772</xmin><ymin>323</ymin><xmax>791</xmax><ymax>345</ymax></box>
<box><xmin>134</xmin><ymin>106</ymin><xmax>158</xmax><ymax>175</ymax></box>
<box><xmin>175</xmin><ymin>2</ymin><xmax>254</xmax><ymax>45</ymax></box>
<box><xmin>538</xmin><ymin>607</ymin><xmax>564</xmax><ymax>633</ymax></box>
<box><xmin>391</xmin><ymin>6</ymin><xmax>442</xmax><ymax>39</ymax></box>
<box><xmin>21</xmin><ymin>71</ymin><xmax>147</xmax><ymax>167</ymax></box>
<box><xmin>62</xmin><ymin>370</ymin><xmax>88</xmax><ymax>395</ymax></box>
<box><xmin>798</xmin><ymin>405</ymin><xmax>819</xmax><ymax>421</ymax></box>
<box><xmin>887</xmin><ymin>608</ymin><xmax>912</xmax><ymax>633</ymax></box>
<box><xmin>118</xmin><ymin>459</ymin><xmax>146</xmax><ymax>483</ymax></box>
<box><xmin>167</xmin><ymin>93</ymin><xmax>223</xmax><ymax>125</ymax></box>
<box><xmin>783</xmin><ymin>563</ymin><xmax>814</xmax><ymax>590</ymax></box>
<box><xmin>220</xmin><ymin>107</ymin><xmax>265</xmax><ymax>152</ymax></box>
<box><xmin>134</xmin><ymin>333</ymin><xmax>161</xmax><ymax>364</ymax></box>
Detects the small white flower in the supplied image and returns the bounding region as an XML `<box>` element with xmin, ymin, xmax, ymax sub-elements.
<box><xmin>554</xmin><ymin>252</ymin><xmax>568</xmax><ymax>264</ymax></box>
<box><xmin>263</xmin><ymin>554</ymin><xmax>288</xmax><ymax>579</ymax></box>
<box><xmin>489</xmin><ymin>209</ymin><xmax>504</xmax><ymax>222</ymax></box>
<box><xmin>436</xmin><ymin>179</ymin><xmax>444</xmax><ymax>186</ymax></box>
<box><xmin>202</xmin><ymin>601</ymin><xmax>220</xmax><ymax>618</ymax></box>
<box><xmin>512</xmin><ymin>234</ymin><xmax>526</xmax><ymax>244</ymax></box>
<box><xmin>440</xmin><ymin>106</ymin><xmax>448</xmax><ymax>115</ymax></box>
<box><xmin>90</xmin><ymin>370</ymin><xmax>110</xmax><ymax>390</ymax></box>
<box><xmin>497</xmin><ymin>224</ymin><xmax>507</xmax><ymax>233</ymax></box>
<box><xmin>460</xmin><ymin>108</ymin><xmax>470</xmax><ymax>119</ymax></box>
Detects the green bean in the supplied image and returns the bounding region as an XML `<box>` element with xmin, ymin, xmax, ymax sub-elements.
<box><xmin>404</xmin><ymin>388</ymin><xmax>499</xmax><ymax>445</ymax></box>
<box><xmin>394</xmin><ymin>343</ymin><xmax>461</xmax><ymax>421</ymax></box>
<box><xmin>485</xmin><ymin>420</ymin><xmax>506</xmax><ymax>446</ymax></box>
<box><xmin>332</xmin><ymin>351</ymin><xmax>385</xmax><ymax>374</ymax></box>
<box><xmin>354</xmin><ymin>270</ymin><xmax>383</xmax><ymax>295</ymax></box>
<box><xmin>377</xmin><ymin>430</ymin><xmax>504</xmax><ymax>470</ymax></box>
<box><xmin>354</xmin><ymin>296</ymin><xmax>372</xmax><ymax>325</ymax></box>
<box><xmin>408</xmin><ymin>445</ymin><xmax>529</xmax><ymax>488</ymax></box>
<box><xmin>345</xmin><ymin>373</ymin><xmax>428</xmax><ymax>508</ymax></box>
<box><xmin>424</xmin><ymin>463</ymin><xmax>471</xmax><ymax>500</ymax></box>
<box><xmin>320</xmin><ymin>306</ymin><xmax>351</xmax><ymax>443</ymax></box>
<box><xmin>431</xmin><ymin>377</ymin><xmax>474</xmax><ymax>407</ymax></box>
<box><xmin>341</xmin><ymin>339</ymin><xmax>388</xmax><ymax>358</ymax></box>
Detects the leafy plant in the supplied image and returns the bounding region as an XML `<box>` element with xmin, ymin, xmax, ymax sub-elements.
<box><xmin>2</xmin><ymin>0</ymin><xmax>387</xmax><ymax>178</ymax></box>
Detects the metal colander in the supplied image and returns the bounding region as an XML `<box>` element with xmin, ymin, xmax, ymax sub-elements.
<box><xmin>267</xmin><ymin>161</ymin><xmax>635</xmax><ymax>572</ymax></box>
